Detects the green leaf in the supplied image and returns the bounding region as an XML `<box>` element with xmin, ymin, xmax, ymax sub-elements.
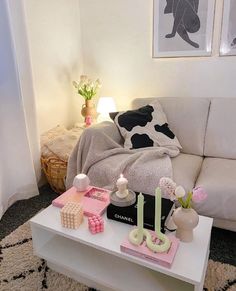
<box><xmin>178</xmin><ymin>197</ymin><xmax>186</xmax><ymax>208</ymax></box>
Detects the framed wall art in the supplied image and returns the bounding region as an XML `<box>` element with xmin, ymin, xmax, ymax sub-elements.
<box><xmin>153</xmin><ymin>0</ymin><xmax>215</xmax><ymax>58</ymax></box>
<box><xmin>220</xmin><ymin>0</ymin><xmax>236</xmax><ymax>56</ymax></box>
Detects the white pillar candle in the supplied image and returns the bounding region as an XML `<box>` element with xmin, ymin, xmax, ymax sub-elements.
<box><xmin>116</xmin><ymin>174</ymin><xmax>128</xmax><ymax>198</ymax></box>
<box><xmin>73</xmin><ymin>173</ymin><xmax>90</xmax><ymax>191</ymax></box>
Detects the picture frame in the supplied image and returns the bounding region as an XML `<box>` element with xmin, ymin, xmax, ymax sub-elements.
<box><xmin>220</xmin><ymin>0</ymin><xmax>236</xmax><ymax>56</ymax></box>
<box><xmin>153</xmin><ymin>0</ymin><xmax>215</xmax><ymax>58</ymax></box>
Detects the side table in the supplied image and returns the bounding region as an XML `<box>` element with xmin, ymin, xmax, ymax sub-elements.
<box><xmin>74</xmin><ymin>122</ymin><xmax>86</xmax><ymax>129</ymax></box>
<box><xmin>41</xmin><ymin>125</ymin><xmax>85</xmax><ymax>193</ymax></box>
<box><xmin>74</xmin><ymin>122</ymin><xmax>97</xmax><ymax>129</ymax></box>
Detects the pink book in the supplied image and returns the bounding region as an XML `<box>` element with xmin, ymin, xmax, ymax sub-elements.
<box><xmin>120</xmin><ymin>231</ymin><xmax>179</xmax><ymax>268</ymax></box>
<box><xmin>52</xmin><ymin>186</ymin><xmax>111</xmax><ymax>217</ymax></box>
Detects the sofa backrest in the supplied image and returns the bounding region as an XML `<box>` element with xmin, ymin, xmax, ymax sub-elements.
<box><xmin>132</xmin><ymin>97</ymin><xmax>210</xmax><ymax>156</ymax></box>
<box><xmin>204</xmin><ymin>98</ymin><xmax>236</xmax><ymax>159</ymax></box>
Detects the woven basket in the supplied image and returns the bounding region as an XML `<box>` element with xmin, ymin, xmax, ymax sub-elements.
<box><xmin>41</xmin><ymin>155</ymin><xmax>67</xmax><ymax>193</ymax></box>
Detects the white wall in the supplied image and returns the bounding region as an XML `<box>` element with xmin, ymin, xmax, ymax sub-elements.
<box><xmin>24</xmin><ymin>0</ymin><xmax>84</xmax><ymax>134</ymax></box>
<box><xmin>21</xmin><ymin>0</ymin><xmax>236</xmax><ymax>131</ymax></box>
<box><xmin>79</xmin><ymin>0</ymin><xmax>236</xmax><ymax>111</ymax></box>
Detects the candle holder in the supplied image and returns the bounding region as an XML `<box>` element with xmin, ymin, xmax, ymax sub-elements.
<box><xmin>110</xmin><ymin>189</ymin><xmax>136</xmax><ymax>207</ymax></box>
<box><xmin>116</xmin><ymin>188</ymin><xmax>129</xmax><ymax>199</ymax></box>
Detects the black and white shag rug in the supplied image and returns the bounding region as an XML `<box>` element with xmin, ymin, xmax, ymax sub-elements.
<box><xmin>0</xmin><ymin>221</ymin><xmax>235</xmax><ymax>291</ymax></box>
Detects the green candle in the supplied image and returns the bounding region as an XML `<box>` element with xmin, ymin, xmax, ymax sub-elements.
<box><xmin>129</xmin><ymin>188</ymin><xmax>171</xmax><ymax>252</ymax></box>
<box><xmin>137</xmin><ymin>192</ymin><xmax>144</xmax><ymax>241</ymax></box>
<box><xmin>155</xmin><ymin>187</ymin><xmax>161</xmax><ymax>234</ymax></box>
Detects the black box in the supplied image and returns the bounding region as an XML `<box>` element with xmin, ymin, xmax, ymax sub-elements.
<box><xmin>106</xmin><ymin>192</ymin><xmax>174</xmax><ymax>232</ymax></box>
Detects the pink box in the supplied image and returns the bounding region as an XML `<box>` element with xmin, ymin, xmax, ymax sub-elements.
<box><xmin>52</xmin><ymin>186</ymin><xmax>110</xmax><ymax>217</ymax></box>
<box><xmin>120</xmin><ymin>230</ymin><xmax>179</xmax><ymax>268</ymax></box>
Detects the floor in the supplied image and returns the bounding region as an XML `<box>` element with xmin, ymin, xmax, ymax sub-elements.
<box><xmin>0</xmin><ymin>184</ymin><xmax>57</xmax><ymax>240</ymax></box>
<box><xmin>0</xmin><ymin>184</ymin><xmax>235</xmax><ymax>266</ymax></box>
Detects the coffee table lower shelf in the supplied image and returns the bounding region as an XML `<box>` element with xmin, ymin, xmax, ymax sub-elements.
<box><xmin>31</xmin><ymin>225</ymin><xmax>201</xmax><ymax>291</ymax></box>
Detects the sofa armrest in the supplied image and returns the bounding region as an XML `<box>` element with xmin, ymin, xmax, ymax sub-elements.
<box><xmin>85</xmin><ymin>121</ymin><xmax>124</xmax><ymax>146</ymax></box>
<box><xmin>66</xmin><ymin>121</ymin><xmax>124</xmax><ymax>189</ymax></box>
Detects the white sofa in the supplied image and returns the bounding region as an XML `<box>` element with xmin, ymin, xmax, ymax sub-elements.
<box><xmin>67</xmin><ymin>97</ymin><xmax>236</xmax><ymax>231</ymax></box>
<box><xmin>131</xmin><ymin>97</ymin><xmax>236</xmax><ymax>232</ymax></box>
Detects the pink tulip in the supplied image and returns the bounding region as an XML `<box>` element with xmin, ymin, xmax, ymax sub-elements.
<box><xmin>192</xmin><ymin>187</ymin><xmax>207</xmax><ymax>203</ymax></box>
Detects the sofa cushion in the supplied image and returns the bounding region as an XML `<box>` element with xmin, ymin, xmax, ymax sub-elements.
<box><xmin>195</xmin><ymin>158</ymin><xmax>236</xmax><ymax>221</ymax></box>
<box><xmin>114</xmin><ymin>101</ymin><xmax>181</xmax><ymax>149</ymax></box>
<box><xmin>204</xmin><ymin>98</ymin><xmax>236</xmax><ymax>159</ymax></box>
<box><xmin>171</xmin><ymin>153</ymin><xmax>203</xmax><ymax>192</ymax></box>
<box><xmin>132</xmin><ymin>97</ymin><xmax>210</xmax><ymax>156</ymax></box>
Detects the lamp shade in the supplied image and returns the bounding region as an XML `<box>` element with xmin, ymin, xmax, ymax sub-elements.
<box><xmin>97</xmin><ymin>97</ymin><xmax>116</xmax><ymax>114</ymax></box>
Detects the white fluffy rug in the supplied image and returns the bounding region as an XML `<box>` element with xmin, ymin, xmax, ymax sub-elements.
<box><xmin>0</xmin><ymin>222</ymin><xmax>235</xmax><ymax>291</ymax></box>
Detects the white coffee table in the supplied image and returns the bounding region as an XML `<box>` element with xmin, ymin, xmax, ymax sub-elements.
<box><xmin>30</xmin><ymin>205</ymin><xmax>213</xmax><ymax>291</ymax></box>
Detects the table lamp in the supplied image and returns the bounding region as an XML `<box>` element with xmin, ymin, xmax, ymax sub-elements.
<box><xmin>97</xmin><ymin>97</ymin><xmax>117</xmax><ymax>122</ymax></box>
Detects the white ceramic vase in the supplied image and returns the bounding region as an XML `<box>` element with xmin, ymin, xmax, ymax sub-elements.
<box><xmin>172</xmin><ymin>207</ymin><xmax>199</xmax><ymax>242</ymax></box>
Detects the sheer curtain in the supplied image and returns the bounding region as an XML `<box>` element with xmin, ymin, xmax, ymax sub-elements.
<box><xmin>0</xmin><ymin>0</ymin><xmax>40</xmax><ymax>219</ymax></box>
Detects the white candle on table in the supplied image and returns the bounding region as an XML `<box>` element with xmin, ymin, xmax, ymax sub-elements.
<box><xmin>116</xmin><ymin>174</ymin><xmax>128</xmax><ymax>198</ymax></box>
<box><xmin>73</xmin><ymin>173</ymin><xmax>90</xmax><ymax>191</ymax></box>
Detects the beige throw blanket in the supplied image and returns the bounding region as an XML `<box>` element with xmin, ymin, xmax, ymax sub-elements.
<box><xmin>66</xmin><ymin>122</ymin><xmax>180</xmax><ymax>195</ymax></box>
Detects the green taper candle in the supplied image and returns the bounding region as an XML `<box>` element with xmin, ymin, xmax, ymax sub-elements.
<box><xmin>155</xmin><ymin>187</ymin><xmax>161</xmax><ymax>233</ymax></box>
<box><xmin>137</xmin><ymin>192</ymin><xmax>144</xmax><ymax>242</ymax></box>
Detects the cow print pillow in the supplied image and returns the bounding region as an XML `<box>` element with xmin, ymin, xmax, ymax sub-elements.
<box><xmin>113</xmin><ymin>101</ymin><xmax>182</xmax><ymax>149</ymax></box>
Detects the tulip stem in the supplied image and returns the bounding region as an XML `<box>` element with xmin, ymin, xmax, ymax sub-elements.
<box><xmin>178</xmin><ymin>192</ymin><xmax>193</xmax><ymax>208</ymax></box>
<box><xmin>185</xmin><ymin>192</ymin><xmax>193</xmax><ymax>208</ymax></box>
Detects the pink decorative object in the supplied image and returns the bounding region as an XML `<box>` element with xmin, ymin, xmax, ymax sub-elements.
<box><xmin>88</xmin><ymin>215</ymin><xmax>104</xmax><ymax>234</ymax></box>
<box><xmin>52</xmin><ymin>186</ymin><xmax>110</xmax><ymax>216</ymax></box>
<box><xmin>192</xmin><ymin>187</ymin><xmax>207</xmax><ymax>203</ymax></box>
<box><xmin>60</xmin><ymin>202</ymin><xmax>83</xmax><ymax>229</ymax></box>
<box><xmin>121</xmin><ymin>231</ymin><xmax>179</xmax><ymax>268</ymax></box>
<box><xmin>159</xmin><ymin>177</ymin><xmax>177</xmax><ymax>200</ymax></box>
<box><xmin>85</xmin><ymin>115</ymin><xmax>92</xmax><ymax>127</ymax></box>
